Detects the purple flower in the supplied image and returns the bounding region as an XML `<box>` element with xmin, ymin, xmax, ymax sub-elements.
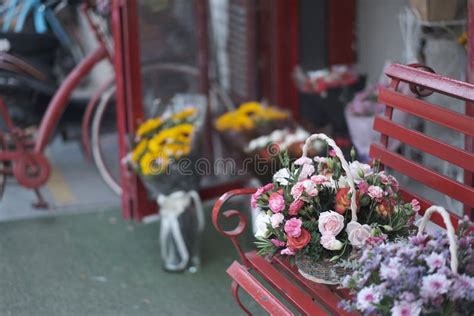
<box><xmin>450</xmin><ymin>274</ymin><xmax>474</xmax><ymax>300</ymax></box>
<box><xmin>420</xmin><ymin>273</ymin><xmax>451</xmax><ymax>299</ymax></box>
<box><xmin>424</xmin><ymin>252</ymin><xmax>446</xmax><ymax>272</ymax></box>
<box><xmin>380</xmin><ymin>257</ymin><xmax>401</xmax><ymax>280</ymax></box>
<box><xmin>356</xmin><ymin>286</ymin><xmax>381</xmax><ymax>311</ymax></box>
<box><xmin>391</xmin><ymin>300</ymin><xmax>422</xmax><ymax>316</ymax></box>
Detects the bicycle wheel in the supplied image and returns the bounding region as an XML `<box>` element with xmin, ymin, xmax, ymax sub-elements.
<box><xmin>91</xmin><ymin>63</ymin><xmax>200</xmax><ymax>196</ymax></box>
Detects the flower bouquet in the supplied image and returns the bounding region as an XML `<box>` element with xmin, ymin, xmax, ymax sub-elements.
<box><xmin>214</xmin><ymin>101</ymin><xmax>292</xmax><ymax>150</ymax></box>
<box><xmin>340</xmin><ymin>206</ymin><xmax>474</xmax><ymax>316</ymax></box>
<box><xmin>126</xmin><ymin>105</ymin><xmax>205</xmax><ymax>272</ymax></box>
<box><xmin>128</xmin><ymin>106</ymin><xmax>204</xmax><ymax>196</ymax></box>
<box><xmin>215</xmin><ymin>101</ymin><xmax>303</xmax><ymax>182</ymax></box>
<box><xmin>252</xmin><ymin>133</ymin><xmax>417</xmax><ymax>284</ymax></box>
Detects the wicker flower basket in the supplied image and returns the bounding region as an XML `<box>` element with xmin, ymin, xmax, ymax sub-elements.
<box><xmin>296</xmin><ymin>256</ymin><xmax>350</xmax><ymax>285</ymax></box>
<box><xmin>294</xmin><ymin>133</ymin><xmax>359</xmax><ymax>285</ymax></box>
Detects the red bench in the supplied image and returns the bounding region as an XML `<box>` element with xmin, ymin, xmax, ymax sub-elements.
<box><xmin>212</xmin><ymin>63</ymin><xmax>474</xmax><ymax>315</ymax></box>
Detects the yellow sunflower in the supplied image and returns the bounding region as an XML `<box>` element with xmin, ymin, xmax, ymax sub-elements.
<box><xmin>148</xmin><ymin>124</ymin><xmax>194</xmax><ymax>153</ymax></box>
<box><xmin>136</xmin><ymin>117</ymin><xmax>163</xmax><ymax>139</ymax></box>
<box><xmin>140</xmin><ymin>152</ymin><xmax>169</xmax><ymax>175</ymax></box>
<box><xmin>131</xmin><ymin>139</ymin><xmax>148</xmax><ymax>162</ymax></box>
<box><xmin>237</xmin><ymin>101</ymin><xmax>263</xmax><ymax>116</ymax></box>
<box><xmin>171</xmin><ymin>107</ymin><xmax>198</xmax><ymax>121</ymax></box>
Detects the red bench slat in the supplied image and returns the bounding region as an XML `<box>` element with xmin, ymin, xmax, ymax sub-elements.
<box><xmin>370</xmin><ymin>144</ymin><xmax>474</xmax><ymax>207</ymax></box>
<box><xmin>226</xmin><ymin>261</ymin><xmax>294</xmax><ymax>315</ymax></box>
<box><xmin>373</xmin><ymin>116</ymin><xmax>474</xmax><ymax>172</ymax></box>
<box><xmin>398</xmin><ymin>188</ymin><xmax>461</xmax><ymax>230</ymax></box>
<box><xmin>246</xmin><ymin>251</ymin><xmax>329</xmax><ymax>315</ymax></box>
<box><xmin>378</xmin><ymin>87</ymin><xmax>474</xmax><ymax>136</ymax></box>
<box><xmin>272</xmin><ymin>257</ymin><xmax>353</xmax><ymax>316</ymax></box>
<box><xmin>385</xmin><ymin>64</ymin><xmax>474</xmax><ymax>102</ymax></box>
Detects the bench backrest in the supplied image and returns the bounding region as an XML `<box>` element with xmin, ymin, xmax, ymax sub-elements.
<box><xmin>370</xmin><ymin>63</ymin><xmax>474</xmax><ymax>229</ymax></box>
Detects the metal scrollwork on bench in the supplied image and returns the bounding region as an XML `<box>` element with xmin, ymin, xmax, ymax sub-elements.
<box><xmin>212</xmin><ymin>188</ymin><xmax>256</xmax><ymax>266</ymax></box>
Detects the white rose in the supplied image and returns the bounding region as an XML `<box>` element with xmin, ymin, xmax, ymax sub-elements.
<box><xmin>318</xmin><ymin>211</ymin><xmax>345</xmax><ymax>236</ymax></box>
<box><xmin>349</xmin><ymin>161</ymin><xmax>372</xmax><ymax>183</ymax></box>
<box><xmin>273</xmin><ymin>168</ymin><xmax>291</xmax><ymax>185</ymax></box>
<box><xmin>346</xmin><ymin>222</ymin><xmax>371</xmax><ymax>248</ymax></box>
<box><xmin>254</xmin><ymin>212</ymin><xmax>271</xmax><ymax>238</ymax></box>
<box><xmin>320</xmin><ymin>233</ymin><xmax>344</xmax><ymax>250</ymax></box>
<box><xmin>270</xmin><ymin>213</ymin><xmax>284</xmax><ymax>228</ymax></box>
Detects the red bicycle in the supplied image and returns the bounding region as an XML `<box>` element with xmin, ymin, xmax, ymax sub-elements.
<box><xmin>0</xmin><ymin>2</ymin><xmax>114</xmax><ymax>207</ymax></box>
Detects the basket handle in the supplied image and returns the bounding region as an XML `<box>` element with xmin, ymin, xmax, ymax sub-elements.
<box><xmin>417</xmin><ymin>206</ymin><xmax>458</xmax><ymax>274</ymax></box>
<box><xmin>301</xmin><ymin>133</ymin><xmax>358</xmax><ymax>222</ymax></box>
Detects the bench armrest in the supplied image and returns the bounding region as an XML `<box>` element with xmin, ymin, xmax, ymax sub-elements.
<box><xmin>212</xmin><ymin>188</ymin><xmax>257</xmax><ymax>267</ymax></box>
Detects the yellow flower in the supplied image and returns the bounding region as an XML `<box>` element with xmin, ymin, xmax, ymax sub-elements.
<box><xmin>215</xmin><ymin>112</ymin><xmax>254</xmax><ymax>131</ymax></box>
<box><xmin>237</xmin><ymin>101</ymin><xmax>263</xmax><ymax>116</ymax></box>
<box><xmin>131</xmin><ymin>139</ymin><xmax>148</xmax><ymax>162</ymax></box>
<box><xmin>140</xmin><ymin>152</ymin><xmax>169</xmax><ymax>175</ymax></box>
<box><xmin>136</xmin><ymin>117</ymin><xmax>163</xmax><ymax>138</ymax></box>
<box><xmin>148</xmin><ymin>124</ymin><xmax>194</xmax><ymax>153</ymax></box>
<box><xmin>257</xmin><ymin>107</ymin><xmax>289</xmax><ymax>120</ymax></box>
<box><xmin>171</xmin><ymin>107</ymin><xmax>198</xmax><ymax>121</ymax></box>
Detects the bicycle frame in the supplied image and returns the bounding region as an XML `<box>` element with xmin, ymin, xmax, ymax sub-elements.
<box><xmin>0</xmin><ymin>3</ymin><xmax>112</xmax><ymax>192</ymax></box>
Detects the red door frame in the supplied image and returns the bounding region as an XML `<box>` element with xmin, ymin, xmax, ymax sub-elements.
<box><xmin>112</xmin><ymin>0</ymin><xmax>155</xmax><ymax>220</ymax></box>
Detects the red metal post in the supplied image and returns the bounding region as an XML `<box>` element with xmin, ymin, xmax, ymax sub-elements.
<box><xmin>112</xmin><ymin>0</ymin><xmax>155</xmax><ymax>220</ymax></box>
<box><xmin>466</xmin><ymin>0</ymin><xmax>474</xmax><ymax>219</ymax></box>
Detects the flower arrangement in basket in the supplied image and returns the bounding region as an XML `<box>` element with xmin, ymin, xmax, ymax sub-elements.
<box><xmin>340</xmin><ymin>206</ymin><xmax>474</xmax><ymax>316</ymax></box>
<box><xmin>252</xmin><ymin>133</ymin><xmax>417</xmax><ymax>284</ymax></box>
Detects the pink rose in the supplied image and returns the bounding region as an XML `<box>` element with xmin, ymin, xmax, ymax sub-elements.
<box><xmin>263</xmin><ymin>183</ymin><xmax>275</xmax><ymax>192</ymax></box>
<box><xmin>294</xmin><ymin>156</ymin><xmax>312</xmax><ymax>165</ymax></box>
<box><xmin>411</xmin><ymin>199</ymin><xmax>421</xmax><ymax>212</ymax></box>
<box><xmin>251</xmin><ymin>187</ymin><xmax>264</xmax><ymax>208</ymax></box>
<box><xmin>301</xmin><ymin>179</ymin><xmax>318</xmax><ymax>197</ymax></box>
<box><xmin>329</xmin><ymin>149</ymin><xmax>337</xmax><ymax>157</ymax></box>
<box><xmin>318</xmin><ymin>211</ymin><xmax>345</xmax><ymax>236</ymax></box>
<box><xmin>320</xmin><ymin>232</ymin><xmax>343</xmax><ymax>250</ymax></box>
<box><xmin>379</xmin><ymin>172</ymin><xmax>390</xmax><ymax>185</ymax></box>
<box><xmin>289</xmin><ymin>199</ymin><xmax>305</xmax><ymax>216</ymax></box>
<box><xmin>271</xmin><ymin>239</ymin><xmax>286</xmax><ymax>247</ymax></box>
<box><xmin>270</xmin><ymin>213</ymin><xmax>284</xmax><ymax>228</ymax></box>
<box><xmin>298</xmin><ymin>164</ymin><xmax>315</xmax><ymax>180</ymax></box>
<box><xmin>367</xmin><ymin>185</ymin><xmax>384</xmax><ymax>201</ymax></box>
<box><xmin>291</xmin><ymin>182</ymin><xmax>305</xmax><ymax>200</ymax></box>
<box><xmin>250</xmin><ymin>183</ymin><xmax>274</xmax><ymax>208</ymax></box>
<box><xmin>311</xmin><ymin>175</ymin><xmax>328</xmax><ymax>185</ymax></box>
<box><xmin>357</xmin><ymin>182</ymin><xmax>369</xmax><ymax>193</ymax></box>
<box><xmin>346</xmin><ymin>222</ymin><xmax>371</xmax><ymax>248</ymax></box>
<box><xmin>268</xmin><ymin>192</ymin><xmax>285</xmax><ymax>213</ymax></box>
<box><xmin>284</xmin><ymin>218</ymin><xmax>302</xmax><ymax>237</ymax></box>
<box><xmin>280</xmin><ymin>247</ymin><xmax>295</xmax><ymax>256</ymax></box>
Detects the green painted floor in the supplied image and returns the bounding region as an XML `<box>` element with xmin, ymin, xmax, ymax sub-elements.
<box><xmin>0</xmin><ymin>208</ymin><xmax>266</xmax><ymax>316</ymax></box>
